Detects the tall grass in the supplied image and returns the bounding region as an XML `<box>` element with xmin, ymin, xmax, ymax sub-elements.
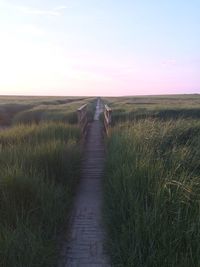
<box><xmin>0</xmin><ymin>96</ymin><xmax>95</xmax><ymax>126</ymax></box>
<box><xmin>11</xmin><ymin>99</ymin><xmax>96</xmax><ymax>125</ymax></box>
<box><xmin>104</xmin><ymin>119</ymin><xmax>200</xmax><ymax>267</ymax></box>
<box><xmin>109</xmin><ymin>108</ymin><xmax>200</xmax><ymax>126</ymax></box>
<box><xmin>103</xmin><ymin>95</ymin><xmax>200</xmax><ymax>126</ymax></box>
<box><xmin>0</xmin><ymin>122</ymin><xmax>81</xmax><ymax>267</ymax></box>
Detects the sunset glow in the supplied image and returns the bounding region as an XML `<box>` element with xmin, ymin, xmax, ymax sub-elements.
<box><xmin>0</xmin><ymin>0</ymin><xmax>199</xmax><ymax>96</ymax></box>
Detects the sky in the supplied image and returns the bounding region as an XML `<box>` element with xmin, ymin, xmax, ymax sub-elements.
<box><xmin>0</xmin><ymin>0</ymin><xmax>199</xmax><ymax>96</ymax></box>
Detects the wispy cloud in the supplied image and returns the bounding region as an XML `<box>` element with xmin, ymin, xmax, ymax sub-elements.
<box><xmin>54</xmin><ymin>6</ymin><xmax>69</xmax><ymax>11</ymax></box>
<box><xmin>0</xmin><ymin>0</ymin><xmax>70</xmax><ymax>16</ymax></box>
<box><xmin>18</xmin><ymin>5</ymin><xmax>69</xmax><ymax>16</ymax></box>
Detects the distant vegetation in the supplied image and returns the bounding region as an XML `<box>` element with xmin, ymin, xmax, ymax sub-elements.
<box><xmin>0</xmin><ymin>96</ymin><xmax>96</xmax><ymax>126</ymax></box>
<box><xmin>103</xmin><ymin>95</ymin><xmax>200</xmax><ymax>267</ymax></box>
<box><xmin>0</xmin><ymin>96</ymin><xmax>96</xmax><ymax>267</ymax></box>
<box><xmin>103</xmin><ymin>94</ymin><xmax>200</xmax><ymax>125</ymax></box>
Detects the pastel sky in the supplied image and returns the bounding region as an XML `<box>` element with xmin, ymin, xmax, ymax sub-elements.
<box><xmin>0</xmin><ymin>0</ymin><xmax>199</xmax><ymax>96</ymax></box>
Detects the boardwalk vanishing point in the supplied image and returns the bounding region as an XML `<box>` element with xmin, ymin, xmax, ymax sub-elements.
<box><xmin>59</xmin><ymin>99</ymin><xmax>110</xmax><ymax>267</ymax></box>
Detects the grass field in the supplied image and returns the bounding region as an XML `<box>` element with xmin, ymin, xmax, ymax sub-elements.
<box><xmin>0</xmin><ymin>96</ymin><xmax>96</xmax><ymax>126</ymax></box>
<box><xmin>103</xmin><ymin>94</ymin><xmax>200</xmax><ymax>125</ymax></box>
<box><xmin>1</xmin><ymin>94</ymin><xmax>200</xmax><ymax>266</ymax></box>
<box><xmin>0</xmin><ymin>96</ymin><xmax>95</xmax><ymax>267</ymax></box>
<box><xmin>103</xmin><ymin>95</ymin><xmax>200</xmax><ymax>267</ymax></box>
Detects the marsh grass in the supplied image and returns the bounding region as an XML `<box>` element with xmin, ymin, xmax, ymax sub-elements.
<box><xmin>11</xmin><ymin>98</ymin><xmax>96</xmax><ymax>125</ymax></box>
<box><xmin>0</xmin><ymin>122</ymin><xmax>81</xmax><ymax>267</ymax></box>
<box><xmin>110</xmin><ymin>108</ymin><xmax>200</xmax><ymax>126</ymax></box>
<box><xmin>0</xmin><ymin>103</ymin><xmax>34</xmax><ymax>125</ymax></box>
<box><xmin>103</xmin><ymin>95</ymin><xmax>200</xmax><ymax>126</ymax></box>
<box><xmin>104</xmin><ymin>119</ymin><xmax>200</xmax><ymax>267</ymax></box>
<box><xmin>0</xmin><ymin>96</ymin><xmax>95</xmax><ymax>126</ymax></box>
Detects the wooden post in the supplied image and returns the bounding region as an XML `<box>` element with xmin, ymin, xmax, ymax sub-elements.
<box><xmin>104</xmin><ymin>104</ymin><xmax>112</xmax><ymax>135</ymax></box>
<box><xmin>77</xmin><ymin>104</ymin><xmax>88</xmax><ymax>135</ymax></box>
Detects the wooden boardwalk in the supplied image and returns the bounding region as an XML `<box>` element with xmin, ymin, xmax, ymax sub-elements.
<box><xmin>59</xmin><ymin>99</ymin><xmax>110</xmax><ymax>267</ymax></box>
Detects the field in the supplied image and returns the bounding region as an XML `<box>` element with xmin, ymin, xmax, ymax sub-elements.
<box><xmin>0</xmin><ymin>96</ymin><xmax>95</xmax><ymax>267</ymax></box>
<box><xmin>103</xmin><ymin>94</ymin><xmax>200</xmax><ymax>266</ymax></box>
<box><xmin>0</xmin><ymin>94</ymin><xmax>200</xmax><ymax>266</ymax></box>
<box><xmin>103</xmin><ymin>94</ymin><xmax>200</xmax><ymax>124</ymax></box>
<box><xmin>0</xmin><ymin>96</ymin><xmax>96</xmax><ymax>126</ymax></box>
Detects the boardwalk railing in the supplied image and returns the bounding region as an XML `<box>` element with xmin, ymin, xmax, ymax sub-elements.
<box><xmin>77</xmin><ymin>104</ymin><xmax>88</xmax><ymax>135</ymax></box>
<box><xmin>104</xmin><ymin>104</ymin><xmax>112</xmax><ymax>135</ymax></box>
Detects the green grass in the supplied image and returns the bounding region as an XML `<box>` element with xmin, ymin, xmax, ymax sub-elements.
<box><xmin>103</xmin><ymin>95</ymin><xmax>200</xmax><ymax>266</ymax></box>
<box><xmin>0</xmin><ymin>96</ymin><xmax>95</xmax><ymax>126</ymax></box>
<box><xmin>0</xmin><ymin>122</ymin><xmax>81</xmax><ymax>267</ymax></box>
<box><xmin>103</xmin><ymin>94</ymin><xmax>200</xmax><ymax>125</ymax></box>
<box><xmin>12</xmin><ymin>98</ymin><xmax>96</xmax><ymax>125</ymax></box>
<box><xmin>0</xmin><ymin>95</ymin><xmax>96</xmax><ymax>266</ymax></box>
<box><xmin>104</xmin><ymin>119</ymin><xmax>200</xmax><ymax>267</ymax></box>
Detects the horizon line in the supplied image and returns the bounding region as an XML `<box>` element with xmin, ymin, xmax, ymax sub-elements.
<box><xmin>0</xmin><ymin>93</ymin><xmax>199</xmax><ymax>98</ymax></box>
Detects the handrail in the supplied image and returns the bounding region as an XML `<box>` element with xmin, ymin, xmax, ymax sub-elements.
<box><xmin>77</xmin><ymin>103</ymin><xmax>87</xmax><ymax>112</ymax></box>
<box><xmin>77</xmin><ymin>100</ymin><xmax>112</xmax><ymax>136</ymax></box>
<box><xmin>104</xmin><ymin>104</ymin><xmax>112</xmax><ymax>135</ymax></box>
<box><xmin>77</xmin><ymin>104</ymin><xmax>88</xmax><ymax>135</ymax></box>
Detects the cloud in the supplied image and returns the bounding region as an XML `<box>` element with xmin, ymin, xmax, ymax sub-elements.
<box><xmin>54</xmin><ymin>6</ymin><xmax>69</xmax><ymax>11</ymax></box>
<box><xmin>18</xmin><ymin>6</ymin><xmax>63</xmax><ymax>16</ymax></box>
<box><xmin>0</xmin><ymin>3</ymin><xmax>68</xmax><ymax>17</ymax></box>
<box><xmin>0</xmin><ymin>1</ymin><xmax>70</xmax><ymax>16</ymax></box>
